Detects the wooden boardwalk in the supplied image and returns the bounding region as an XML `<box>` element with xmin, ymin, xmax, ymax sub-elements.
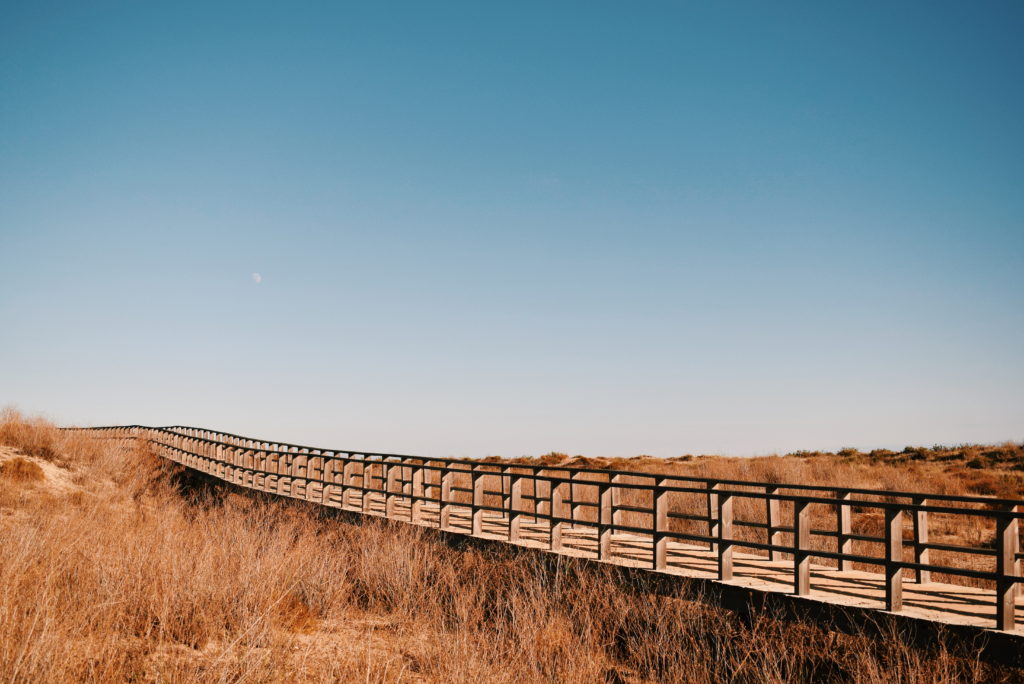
<box><xmin>78</xmin><ymin>425</ymin><xmax>1024</xmax><ymax>654</ymax></box>
<box><xmin>363</xmin><ymin>497</ymin><xmax>1023</xmax><ymax>635</ymax></box>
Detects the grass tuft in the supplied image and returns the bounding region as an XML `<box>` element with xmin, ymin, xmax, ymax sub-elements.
<box><xmin>0</xmin><ymin>456</ymin><xmax>45</xmax><ymax>482</ymax></box>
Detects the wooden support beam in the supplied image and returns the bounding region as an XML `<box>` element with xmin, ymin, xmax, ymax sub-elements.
<box><xmin>837</xmin><ymin>490</ymin><xmax>853</xmax><ymax>571</ymax></box>
<box><xmin>996</xmin><ymin>506</ymin><xmax>1020</xmax><ymax>631</ymax></box>
<box><xmin>885</xmin><ymin>507</ymin><xmax>904</xmax><ymax>612</ymax></box>
<box><xmin>794</xmin><ymin>500</ymin><xmax>811</xmax><ymax>596</ymax></box>
<box><xmin>411</xmin><ymin>466</ymin><xmax>424</xmax><ymax>523</ymax></box>
<box><xmin>913</xmin><ymin>497</ymin><xmax>931</xmax><ymax>584</ymax></box>
<box><xmin>509</xmin><ymin>475</ymin><xmax>524</xmax><ymax>542</ymax></box>
<box><xmin>440</xmin><ymin>469</ymin><xmax>453</xmax><ymax>531</ymax></box>
<box><xmin>611</xmin><ymin>473</ymin><xmax>623</xmax><ymax>528</ymax></box>
<box><xmin>550</xmin><ymin>481</ymin><xmax>567</xmax><ymax>550</ymax></box>
<box><xmin>654</xmin><ymin>481</ymin><xmax>668</xmax><ymax>571</ymax></box>
<box><xmin>362</xmin><ymin>463</ymin><xmax>373</xmax><ymax>515</ymax></box>
<box><xmin>321</xmin><ymin>458</ymin><xmax>333</xmax><ymax>505</ymax></box>
<box><xmin>719</xmin><ymin>494</ymin><xmax>734</xmax><ymax>581</ymax></box>
<box><xmin>340</xmin><ymin>461</ymin><xmax>353</xmax><ymax>508</ymax></box>
<box><xmin>535</xmin><ymin>473</ymin><xmax>549</xmax><ymax>524</ymax></box>
<box><xmin>472</xmin><ymin>471</ymin><xmax>485</xmax><ymax>535</ymax></box>
<box><xmin>598</xmin><ymin>483</ymin><xmax>613</xmax><ymax>560</ymax></box>
<box><xmin>707</xmin><ymin>482</ymin><xmax>720</xmax><ymax>553</ymax></box>
<box><xmin>385</xmin><ymin>463</ymin><xmax>398</xmax><ymax>518</ymax></box>
<box><xmin>500</xmin><ymin>467</ymin><xmax>511</xmax><ymax>515</ymax></box>
<box><xmin>767</xmin><ymin>486</ymin><xmax>782</xmax><ymax>561</ymax></box>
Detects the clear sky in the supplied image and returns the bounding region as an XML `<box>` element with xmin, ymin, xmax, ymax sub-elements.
<box><xmin>1</xmin><ymin>2</ymin><xmax>1022</xmax><ymax>458</ymax></box>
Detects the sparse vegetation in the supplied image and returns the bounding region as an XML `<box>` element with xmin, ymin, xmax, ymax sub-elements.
<box><xmin>0</xmin><ymin>409</ymin><xmax>1020</xmax><ymax>682</ymax></box>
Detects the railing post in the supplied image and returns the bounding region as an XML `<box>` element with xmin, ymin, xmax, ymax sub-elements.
<box><xmin>598</xmin><ymin>483</ymin><xmax>613</xmax><ymax>560</ymax></box>
<box><xmin>837</xmin><ymin>490</ymin><xmax>852</xmax><ymax>571</ymax></box>
<box><xmin>411</xmin><ymin>465</ymin><xmax>424</xmax><ymax>523</ymax></box>
<box><xmin>535</xmin><ymin>472</ymin><xmax>549</xmax><ymax>524</ymax></box>
<box><xmin>500</xmin><ymin>466</ymin><xmax>510</xmax><ymax>514</ymax></box>
<box><xmin>321</xmin><ymin>457</ymin><xmax>333</xmax><ymax>505</ymax></box>
<box><xmin>340</xmin><ymin>461</ymin><xmax>352</xmax><ymax>508</ymax></box>
<box><xmin>885</xmin><ymin>507</ymin><xmax>904</xmax><ymax>612</ymax></box>
<box><xmin>996</xmin><ymin>505</ymin><xmax>1020</xmax><ymax>631</ymax></box>
<box><xmin>509</xmin><ymin>474</ymin><xmax>524</xmax><ymax>542</ymax></box>
<box><xmin>719</xmin><ymin>493</ymin><xmax>734</xmax><ymax>581</ymax></box>
<box><xmin>707</xmin><ymin>482</ymin><xmax>720</xmax><ymax>553</ymax></box>
<box><xmin>440</xmin><ymin>467</ymin><xmax>453</xmax><ymax>530</ymax></box>
<box><xmin>472</xmin><ymin>470</ymin><xmax>485</xmax><ymax>535</ymax></box>
<box><xmin>550</xmin><ymin>479</ymin><xmax>566</xmax><ymax>550</ymax></box>
<box><xmin>653</xmin><ymin>479</ymin><xmax>669</xmax><ymax>570</ymax></box>
<box><xmin>385</xmin><ymin>462</ymin><xmax>399</xmax><ymax>517</ymax></box>
<box><xmin>794</xmin><ymin>499</ymin><xmax>811</xmax><ymax>595</ymax></box>
<box><xmin>569</xmin><ymin>471</ymin><xmax>580</xmax><ymax>525</ymax></box>
<box><xmin>308</xmin><ymin>453</ymin><xmax>322</xmax><ymax>501</ymax></box>
<box><xmin>361</xmin><ymin>462</ymin><xmax>374</xmax><ymax>515</ymax></box>
<box><xmin>912</xmin><ymin>496</ymin><xmax>930</xmax><ymax>584</ymax></box>
<box><xmin>267</xmin><ymin>448</ymin><xmax>279</xmax><ymax>494</ymax></box>
<box><xmin>611</xmin><ymin>473</ymin><xmax>623</xmax><ymax>529</ymax></box>
<box><xmin>767</xmin><ymin>486</ymin><xmax>782</xmax><ymax>561</ymax></box>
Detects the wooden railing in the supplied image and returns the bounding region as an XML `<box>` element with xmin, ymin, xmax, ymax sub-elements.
<box><xmin>79</xmin><ymin>425</ymin><xmax>1023</xmax><ymax>631</ymax></box>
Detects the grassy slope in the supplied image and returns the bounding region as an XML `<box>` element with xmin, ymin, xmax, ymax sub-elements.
<box><xmin>0</xmin><ymin>410</ymin><xmax>1019</xmax><ymax>683</ymax></box>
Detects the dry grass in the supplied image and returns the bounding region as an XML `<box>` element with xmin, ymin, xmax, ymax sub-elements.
<box><xmin>0</xmin><ymin>457</ymin><xmax>44</xmax><ymax>482</ymax></box>
<box><xmin>0</xmin><ymin>410</ymin><xmax>1019</xmax><ymax>682</ymax></box>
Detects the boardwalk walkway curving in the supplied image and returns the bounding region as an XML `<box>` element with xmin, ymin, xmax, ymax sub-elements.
<box><xmin>77</xmin><ymin>425</ymin><xmax>1023</xmax><ymax>659</ymax></box>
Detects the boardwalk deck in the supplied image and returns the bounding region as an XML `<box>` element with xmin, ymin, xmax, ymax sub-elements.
<box><xmin>76</xmin><ymin>425</ymin><xmax>1024</xmax><ymax>659</ymax></box>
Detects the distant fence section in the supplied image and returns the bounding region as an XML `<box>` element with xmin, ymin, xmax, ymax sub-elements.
<box><xmin>79</xmin><ymin>425</ymin><xmax>1022</xmax><ymax>634</ymax></box>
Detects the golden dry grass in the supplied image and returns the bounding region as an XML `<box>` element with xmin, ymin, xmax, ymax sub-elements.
<box><xmin>0</xmin><ymin>410</ymin><xmax>1019</xmax><ymax>682</ymax></box>
<box><xmin>0</xmin><ymin>457</ymin><xmax>44</xmax><ymax>482</ymax></box>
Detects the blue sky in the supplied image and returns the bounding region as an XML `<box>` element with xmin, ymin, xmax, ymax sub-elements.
<box><xmin>1</xmin><ymin>2</ymin><xmax>1021</xmax><ymax>458</ymax></box>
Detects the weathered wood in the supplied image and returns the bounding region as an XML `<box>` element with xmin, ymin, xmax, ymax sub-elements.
<box><xmin>997</xmin><ymin>506</ymin><xmax>1020</xmax><ymax>631</ymax></box>
<box><xmin>654</xmin><ymin>481</ymin><xmax>669</xmax><ymax>571</ymax></box>
<box><xmin>599</xmin><ymin>484</ymin><xmax>613</xmax><ymax>560</ymax></box>
<box><xmin>411</xmin><ymin>467</ymin><xmax>425</xmax><ymax>523</ymax></box>
<box><xmin>719</xmin><ymin>494</ymin><xmax>734</xmax><ymax>581</ymax></box>
<box><xmin>913</xmin><ymin>496</ymin><xmax>930</xmax><ymax>584</ymax></box>
<box><xmin>550</xmin><ymin>481</ymin><xmax>567</xmax><ymax>550</ymax></box>
<box><xmin>440</xmin><ymin>468</ymin><xmax>453</xmax><ymax>530</ymax></box>
<box><xmin>472</xmin><ymin>472</ymin><xmax>485</xmax><ymax>535</ymax></box>
<box><xmin>509</xmin><ymin>475</ymin><xmax>524</xmax><ymax>541</ymax></box>
<box><xmin>611</xmin><ymin>473</ymin><xmax>623</xmax><ymax>528</ymax></box>
<box><xmin>707</xmin><ymin>482</ymin><xmax>720</xmax><ymax>553</ymax></box>
<box><xmin>837</xmin><ymin>490</ymin><xmax>853</xmax><ymax>571</ymax></box>
<box><xmin>794</xmin><ymin>500</ymin><xmax>811</xmax><ymax>596</ymax></box>
<box><xmin>767</xmin><ymin>486</ymin><xmax>782</xmax><ymax>561</ymax></box>
<box><xmin>885</xmin><ymin>508</ymin><xmax>904</xmax><ymax>612</ymax></box>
